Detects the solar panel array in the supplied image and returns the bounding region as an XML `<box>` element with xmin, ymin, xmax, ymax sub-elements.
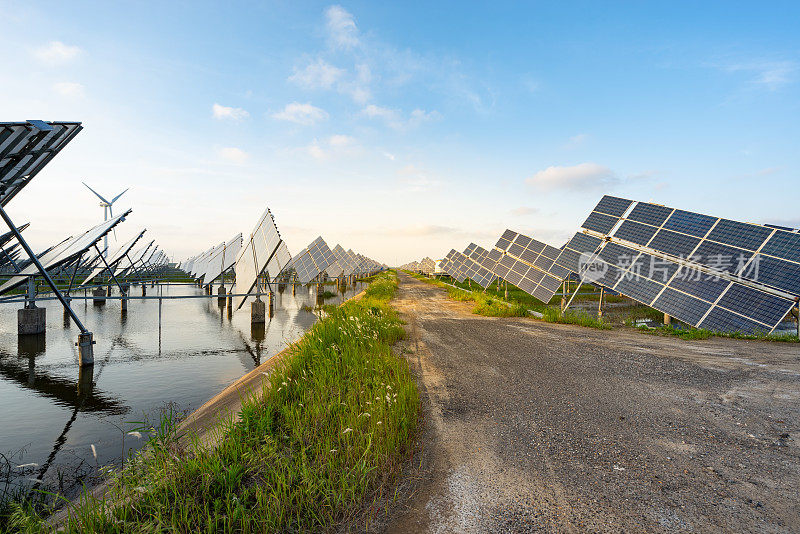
<box><xmin>292</xmin><ymin>237</ymin><xmax>338</xmax><ymax>284</ymax></box>
<box><xmin>80</xmin><ymin>229</ymin><xmax>147</xmax><ymax>286</ymax></box>
<box><xmin>202</xmin><ymin>233</ymin><xmax>243</xmax><ymax>285</ymax></box>
<box><xmin>577</xmin><ymin>195</ymin><xmax>799</xmax><ymax>334</ymax></box>
<box><xmin>0</xmin><ymin>209</ymin><xmax>132</xmax><ymax>295</ymax></box>
<box><xmin>0</xmin><ymin>121</ymin><xmax>83</xmax><ymax>206</ymax></box>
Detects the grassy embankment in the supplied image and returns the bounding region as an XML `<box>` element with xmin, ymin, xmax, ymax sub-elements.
<box><xmin>405</xmin><ymin>271</ymin><xmax>797</xmax><ymax>341</ymax></box>
<box><xmin>3</xmin><ymin>270</ymin><xmax>420</xmax><ymax>533</ymax></box>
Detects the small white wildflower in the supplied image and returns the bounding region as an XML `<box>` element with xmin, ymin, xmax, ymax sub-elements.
<box><xmin>342</xmin><ymin>428</ymin><xmax>353</xmax><ymax>434</ymax></box>
<box><xmin>277</xmin><ymin>387</ymin><xmax>283</xmax><ymax>392</ymax></box>
<box><xmin>377</xmin><ymin>421</ymin><xmax>382</xmax><ymax>425</ymax></box>
<box><xmin>127</xmin><ymin>431</ymin><xmax>142</xmax><ymax>440</ymax></box>
<box><xmin>15</xmin><ymin>463</ymin><xmax>38</xmax><ymax>469</ymax></box>
<box><xmin>282</xmin><ymin>381</ymin><xmax>288</xmax><ymax>386</ymax></box>
<box><xmin>330</xmin><ymin>449</ymin><xmax>337</xmax><ymax>453</ymax></box>
<box><xmin>361</xmin><ymin>412</ymin><xmax>371</xmax><ymax>418</ymax></box>
<box><xmin>90</xmin><ymin>444</ymin><xmax>98</xmax><ymax>460</ymax></box>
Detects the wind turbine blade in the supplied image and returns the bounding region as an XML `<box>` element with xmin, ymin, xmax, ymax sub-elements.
<box><xmin>82</xmin><ymin>182</ymin><xmax>111</xmax><ymax>204</ymax></box>
<box><xmin>110</xmin><ymin>188</ymin><xmax>129</xmax><ymax>204</ymax></box>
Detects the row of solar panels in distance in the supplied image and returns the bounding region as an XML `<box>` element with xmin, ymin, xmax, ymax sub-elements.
<box><xmin>441</xmin><ymin>250</ymin><xmax>468</xmax><ymax>283</ymax></box>
<box><xmin>587</xmin><ymin>239</ymin><xmax>794</xmax><ymax>333</ymax></box>
<box><xmin>583</xmin><ymin>196</ymin><xmax>800</xmax><ymax>297</ymax></box>
<box><xmin>490</xmin><ymin>230</ymin><xmax>599</xmax><ymax>304</ymax></box>
<box><xmin>463</xmin><ymin>244</ymin><xmax>497</xmax><ymax>288</ymax></box>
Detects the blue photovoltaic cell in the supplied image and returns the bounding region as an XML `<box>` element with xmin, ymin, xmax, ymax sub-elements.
<box><xmin>629</xmin><ymin>252</ymin><xmax>679</xmax><ymax>283</ymax></box>
<box><xmin>668</xmin><ymin>272</ymin><xmax>730</xmax><ymax>303</ymax></box>
<box><xmin>613</xmin><ymin>220</ymin><xmax>658</xmax><ymax>246</ymax></box>
<box><xmin>501</xmin><ymin>229</ymin><xmax>517</xmax><ymax>241</ymax></box>
<box><xmin>505</xmin><ymin>268</ymin><xmax>523</xmax><ymax>287</ymax></box>
<box><xmin>518</xmin><ymin>277</ymin><xmax>537</xmax><ymax>294</ymax></box>
<box><xmin>566</xmin><ymin>232</ymin><xmax>602</xmax><ymax>253</ymax></box>
<box><xmin>699</xmin><ymin>307</ymin><xmax>769</xmax><ymax>334</ymax></box>
<box><xmin>550</xmin><ymin>263</ymin><xmax>571</xmax><ymax>279</ymax></box>
<box><xmin>582</xmin><ymin>212</ymin><xmax>618</xmax><ymax>234</ymax></box>
<box><xmin>648</xmin><ymin>229</ymin><xmax>701</xmax><ymax>258</ymax></box>
<box><xmin>707</xmin><ymin>219</ymin><xmax>772</xmax><ymax>252</ymax></box>
<box><xmin>494</xmin><ymin>262</ymin><xmax>511</xmax><ymax>278</ymax></box>
<box><xmin>662</xmin><ymin>209</ymin><xmax>718</xmax><ymax>238</ymax></box>
<box><xmin>488</xmin><ymin>249</ymin><xmax>502</xmax><ymax>261</ymax></box>
<box><xmin>528</xmin><ymin>270</ymin><xmax>544</xmax><ymax>285</ymax></box>
<box><xmin>555</xmin><ymin>248</ymin><xmax>581</xmax><ymax>272</ymax></box>
<box><xmin>541</xmin><ymin>245</ymin><xmax>561</xmax><ymax>260</ymax></box>
<box><xmin>614</xmin><ymin>274</ymin><xmax>663</xmax><ymax>305</ymax></box>
<box><xmin>693</xmin><ymin>241</ymin><xmax>752</xmax><ymax>275</ymax></box>
<box><xmin>760</xmin><ymin>231</ymin><xmax>800</xmax><ymax>263</ymax></box>
<box><xmin>595</xmin><ymin>264</ymin><xmax>622</xmax><ymax>288</ymax></box>
<box><xmin>627</xmin><ymin>203</ymin><xmax>673</xmax><ymax>227</ymax></box>
<box><xmin>532</xmin><ymin>285</ymin><xmax>554</xmax><ymax>303</ymax></box>
<box><xmin>534</xmin><ymin>255</ymin><xmax>554</xmax><ymax>271</ymax></box>
<box><xmin>652</xmin><ymin>287</ymin><xmax>712</xmax><ymax>326</ymax></box>
<box><xmin>745</xmin><ymin>254</ymin><xmax>800</xmax><ymax>295</ymax></box>
<box><xmin>519</xmin><ymin>248</ymin><xmax>538</xmax><ymax>264</ymax></box>
<box><xmin>508</xmin><ymin>243</ymin><xmax>525</xmax><ymax>257</ymax></box>
<box><xmin>514</xmin><ymin>234</ymin><xmax>532</xmax><ymax>248</ymax></box>
<box><xmin>717</xmin><ymin>284</ymin><xmax>793</xmax><ymax>327</ymax></box>
<box><xmin>527</xmin><ymin>239</ymin><xmax>545</xmax><ymax>255</ymax></box>
<box><xmin>540</xmin><ymin>274</ymin><xmax>562</xmax><ymax>292</ymax></box>
<box><xmin>594</xmin><ymin>195</ymin><xmax>633</xmax><ymax>217</ymax></box>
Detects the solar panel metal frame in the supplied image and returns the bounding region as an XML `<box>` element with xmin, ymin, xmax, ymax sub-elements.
<box><xmin>0</xmin><ymin>121</ymin><xmax>83</xmax><ymax>207</ymax></box>
<box><xmin>233</xmin><ymin>208</ymin><xmax>288</xmax><ymax>310</ymax></box>
<box><xmin>80</xmin><ymin>229</ymin><xmax>146</xmax><ymax>287</ymax></box>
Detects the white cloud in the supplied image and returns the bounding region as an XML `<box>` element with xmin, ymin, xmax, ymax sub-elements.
<box><xmin>326</xmin><ymin>5</ymin><xmax>360</xmax><ymax>50</ymax></box>
<box><xmin>305</xmin><ymin>135</ymin><xmax>358</xmax><ymax>159</ymax></box>
<box><xmin>362</xmin><ymin>105</ymin><xmax>439</xmax><ymax>130</ymax></box>
<box><xmin>397</xmin><ymin>164</ymin><xmax>441</xmax><ymax>192</ymax></box>
<box><xmin>719</xmin><ymin>60</ymin><xmax>797</xmax><ymax>91</ymax></box>
<box><xmin>564</xmin><ymin>133</ymin><xmax>588</xmax><ymax>149</ymax></box>
<box><xmin>289</xmin><ymin>58</ymin><xmax>345</xmax><ymax>89</ymax></box>
<box><xmin>218</xmin><ymin>147</ymin><xmax>248</xmax><ymax>164</ymax></box>
<box><xmin>33</xmin><ymin>41</ymin><xmax>82</xmax><ymax>64</ymax></box>
<box><xmin>526</xmin><ymin>163</ymin><xmax>615</xmax><ymax>191</ymax></box>
<box><xmin>272</xmin><ymin>102</ymin><xmax>329</xmax><ymax>125</ymax></box>
<box><xmin>52</xmin><ymin>81</ymin><xmax>85</xmax><ymax>97</ymax></box>
<box><xmin>212</xmin><ymin>103</ymin><xmax>249</xmax><ymax>121</ymax></box>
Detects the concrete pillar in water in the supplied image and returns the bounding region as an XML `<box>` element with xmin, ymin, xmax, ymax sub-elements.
<box><xmin>217</xmin><ymin>285</ymin><xmax>227</xmax><ymax>307</ymax></box>
<box><xmin>251</xmin><ymin>298</ymin><xmax>266</xmax><ymax>324</ymax></box>
<box><xmin>106</xmin><ymin>285</ymin><xmax>112</xmax><ymax>297</ymax></box>
<box><xmin>18</xmin><ymin>307</ymin><xmax>46</xmax><ymax>335</ymax></box>
<box><xmin>77</xmin><ymin>332</ymin><xmax>94</xmax><ymax>366</ymax></box>
<box><xmin>142</xmin><ymin>284</ymin><xmax>147</xmax><ymax>297</ymax></box>
<box><xmin>92</xmin><ymin>287</ymin><xmax>106</xmax><ymax>305</ymax></box>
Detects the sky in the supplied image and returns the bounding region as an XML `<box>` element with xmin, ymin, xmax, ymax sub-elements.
<box><xmin>1</xmin><ymin>1</ymin><xmax>798</xmax><ymax>266</ymax></box>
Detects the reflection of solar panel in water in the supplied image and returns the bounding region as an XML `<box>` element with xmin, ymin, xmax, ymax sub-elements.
<box><xmin>80</xmin><ymin>229</ymin><xmax>146</xmax><ymax>286</ymax></box>
<box><xmin>234</xmin><ymin>208</ymin><xmax>289</xmax><ymax>310</ymax></box>
<box><xmin>577</xmin><ymin>195</ymin><xmax>799</xmax><ymax>333</ymax></box>
<box><xmin>202</xmin><ymin>233</ymin><xmax>243</xmax><ymax>286</ymax></box>
<box><xmin>0</xmin><ymin>209</ymin><xmax>131</xmax><ymax>294</ymax></box>
<box><xmin>1</xmin><ymin>121</ymin><xmax>83</xmax><ymax>206</ymax></box>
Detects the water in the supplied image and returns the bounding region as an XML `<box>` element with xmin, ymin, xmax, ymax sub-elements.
<box><xmin>0</xmin><ymin>281</ymin><xmax>365</xmax><ymax>497</ymax></box>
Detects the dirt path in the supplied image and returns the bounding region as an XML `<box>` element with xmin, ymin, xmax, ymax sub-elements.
<box><xmin>385</xmin><ymin>272</ymin><xmax>800</xmax><ymax>533</ymax></box>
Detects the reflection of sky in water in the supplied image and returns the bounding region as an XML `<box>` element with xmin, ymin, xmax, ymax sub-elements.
<box><xmin>0</xmin><ymin>281</ymin><xmax>363</xmax><ymax>494</ymax></box>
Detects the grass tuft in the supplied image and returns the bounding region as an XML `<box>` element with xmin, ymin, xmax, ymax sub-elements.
<box><xmin>541</xmin><ymin>307</ymin><xmax>612</xmax><ymax>329</ymax></box>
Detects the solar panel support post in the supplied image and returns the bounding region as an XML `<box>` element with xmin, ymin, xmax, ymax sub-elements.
<box><xmin>0</xmin><ymin>202</ymin><xmax>91</xmax><ymax>337</ymax></box>
<box><xmin>597</xmin><ymin>287</ymin><xmax>605</xmax><ymax>319</ymax></box>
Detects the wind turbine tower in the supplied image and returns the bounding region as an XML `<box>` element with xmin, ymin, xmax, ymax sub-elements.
<box><xmin>82</xmin><ymin>182</ymin><xmax>129</xmax><ymax>255</ymax></box>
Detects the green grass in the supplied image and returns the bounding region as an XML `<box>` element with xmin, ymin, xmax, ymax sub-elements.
<box><xmin>541</xmin><ymin>307</ymin><xmax>612</xmax><ymax>329</ymax></box>
<box><xmin>3</xmin><ymin>271</ymin><xmax>420</xmax><ymax>533</ymax></box>
<box><xmin>635</xmin><ymin>324</ymin><xmax>799</xmax><ymax>342</ymax></box>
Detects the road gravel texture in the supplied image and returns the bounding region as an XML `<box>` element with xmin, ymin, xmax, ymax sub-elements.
<box><xmin>384</xmin><ymin>272</ymin><xmax>800</xmax><ymax>533</ymax></box>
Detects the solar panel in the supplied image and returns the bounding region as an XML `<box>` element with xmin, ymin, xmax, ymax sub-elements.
<box><xmin>80</xmin><ymin>229</ymin><xmax>146</xmax><ymax>287</ymax></box>
<box><xmin>0</xmin><ymin>209</ymin><xmax>131</xmax><ymax>295</ymax></box>
<box><xmin>202</xmin><ymin>233</ymin><xmax>243</xmax><ymax>286</ymax></box>
<box><xmin>575</xmin><ymin>195</ymin><xmax>799</xmax><ymax>333</ymax></box>
<box><xmin>233</xmin><ymin>208</ymin><xmax>289</xmax><ymax>310</ymax></box>
<box><xmin>0</xmin><ymin>121</ymin><xmax>83</xmax><ymax>206</ymax></box>
<box><xmin>333</xmin><ymin>244</ymin><xmax>357</xmax><ymax>276</ymax></box>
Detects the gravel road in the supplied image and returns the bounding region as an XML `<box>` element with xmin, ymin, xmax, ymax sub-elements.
<box><xmin>384</xmin><ymin>272</ymin><xmax>800</xmax><ymax>533</ymax></box>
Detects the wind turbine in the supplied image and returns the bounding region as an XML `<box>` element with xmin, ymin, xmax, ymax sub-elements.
<box><xmin>82</xmin><ymin>182</ymin><xmax>129</xmax><ymax>255</ymax></box>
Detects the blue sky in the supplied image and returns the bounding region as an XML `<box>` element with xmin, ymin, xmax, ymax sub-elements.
<box><xmin>1</xmin><ymin>1</ymin><xmax>798</xmax><ymax>265</ymax></box>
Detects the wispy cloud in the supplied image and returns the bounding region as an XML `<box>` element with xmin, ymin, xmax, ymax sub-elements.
<box><xmin>212</xmin><ymin>103</ymin><xmax>249</xmax><ymax>121</ymax></box>
<box><xmin>326</xmin><ymin>5</ymin><xmax>360</xmax><ymax>50</ymax></box>
<box><xmin>526</xmin><ymin>163</ymin><xmax>616</xmax><ymax>191</ymax></box>
<box><xmin>715</xmin><ymin>59</ymin><xmax>797</xmax><ymax>91</ymax></box>
<box><xmin>397</xmin><ymin>164</ymin><xmax>442</xmax><ymax>192</ymax></box>
<box><xmin>305</xmin><ymin>135</ymin><xmax>358</xmax><ymax>160</ymax></box>
<box><xmin>361</xmin><ymin>104</ymin><xmax>440</xmax><ymax>130</ymax></box>
<box><xmin>563</xmin><ymin>133</ymin><xmax>588</xmax><ymax>149</ymax></box>
<box><xmin>52</xmin><ymin>81</ymin><xmax>85</xmax><ymax>97</ymax></box>
<box><xmin>33</xmin><ymin>41</ymin><xmax>82</xmax><ymax>65</ymax></box>
<box><xmin>218</xmin><ymin>147</ymin><xmax>248</xmax><ymax>164</ymax></box>
<box><xmin>272</xmin><ymin>102</ymin><xmax>329</xmax><ymax>125</ymax></box>
<box><xmin>289</xmin><ymin>58</ymin><xmax>345</xmax><ymax>89</ymax></box>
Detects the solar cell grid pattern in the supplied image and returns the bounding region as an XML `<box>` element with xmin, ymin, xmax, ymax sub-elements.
<box><xmin>0</xmin><ymin>121</ymin><xmax>83</xmax><ymax>206</ymax></box>
<box><xmin>463</xmin><ymin>244</ymin><xmax>496</xmax><ymax>287</ymax></box>
<box><xmin>579</xmin><ymin>195</ymin><xmax>798</xmax><ymax>333</ymax></box>
<box><xmin>233</xmin><ymin>209</ymin><xmax>285</xmax><ymax>310</ymax></box>
<box><xmin>489</xmin><ymin>230</ymin><xmax>601</xmax><ymax>304</ymax></box>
